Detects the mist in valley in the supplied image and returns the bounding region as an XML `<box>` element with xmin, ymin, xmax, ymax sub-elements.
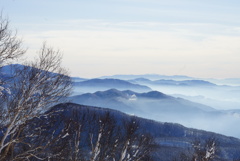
<box><xmin>71</xmin><ymin>76</ymin><xmax>240</xmax><ymax>138</ymax></box>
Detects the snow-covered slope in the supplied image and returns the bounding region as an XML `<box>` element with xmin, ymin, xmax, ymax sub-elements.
<box><xmin>25</xmin><ymin>103</ymin><xmax>240</xmax><ymax>160</ymax></box>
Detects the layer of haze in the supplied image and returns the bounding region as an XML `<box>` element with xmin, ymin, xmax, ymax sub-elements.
<box><xmin>1</xmin><ymin>0</ymin><xmax>240</xmax><ymax>78</ymax></box>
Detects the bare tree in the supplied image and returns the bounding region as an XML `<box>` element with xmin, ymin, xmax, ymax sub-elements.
<box><xmin>192</xmin><ymin>137</ymin><xmax>218</xmax><ymax>161</ymax></box>
<box><xmin>30</xmin><ymin>105</ymin><xmax>155</xmax><ymax>161</ymax></box>
<box><xmin>87</xmin><ymin>114</ymin><xmax>154</xmax><ymax>161</ymax></box>
<box><xmin>0</xmin><ymin>14</ymin><xmax>72</xmax><ymax>160</ymax></box>
<box><xmin>0</xmin><ymin>44</ymin><xmax>72</xmax><ymax>160</ymax></box>
<box><xmin>0</xmin><ymin>14</ymin><xmax>25</xmax><ymax>66</ymax></box>
<box><xmin>175</xmin><ymin>137</ymin><xmax>219</xmax><ymax>161</ymax></box>
<box><xmin>89</xmin><ymin>111</ymin><xmax>118</xmax><ymax>161</ymax></box>
<box><xmin>117</xmin><ymin>117</ymin><xmax>154</xmax><ymax>161</ymax></box>
<box><xmin>0</xmin><ymin>13</ymin><xmax>26</xmax><ymax>100</ymax></box>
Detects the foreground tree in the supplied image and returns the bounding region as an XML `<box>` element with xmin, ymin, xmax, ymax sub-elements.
<box><xmin>22</xmin><ymin>103</ymin><xmax>155</xmax><ymax>160</ymax></box>
<box><xmin>88</xmin><ymin>114</ymin><xmax>154</xmax><ymax>161</ymax></box>
<box><xmin>192</xmin><ymin>138</ymin><xmax>218</xmax><ymax>161</ymax></box>
<box><xmin>175</xmin><ymin>137</ymin><xmax>218</xmax><ymax>161</ymax></box>
<box><xmin>0</xmin><ymin>14</ymin><xmax>72</xmax><ymax>160</ymax></box>
<box><xmin>0</xmin><ymin>14</ymin><xmax>25</xmax><ymax>66</ymax></box>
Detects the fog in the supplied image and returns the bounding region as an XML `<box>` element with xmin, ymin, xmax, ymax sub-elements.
<box><xmin>131</xmin><ymin>80</ymin><xmax>240</xmax><ymax>111</ymax></box>
<box><xmin>70</xmin><ymin>84</ymin><xmax>240</xmax><ymax>138</ymax></box>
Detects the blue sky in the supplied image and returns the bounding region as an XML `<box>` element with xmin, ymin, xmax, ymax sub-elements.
<box><xmin>1</xmin><ymin>0</ymin><xmax>240</xmax><ymax>78</ymax></box>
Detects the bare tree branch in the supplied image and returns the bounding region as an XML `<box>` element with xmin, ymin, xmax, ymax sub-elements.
<box><xmin>0</xmin><ymin>14</ymin><xmax>25</xmax><ymax>66</ymax></box>
<box><xmin>0</xmin><ymin>42</ymin><xmax>72</xmax><ymax>160</ymax></box>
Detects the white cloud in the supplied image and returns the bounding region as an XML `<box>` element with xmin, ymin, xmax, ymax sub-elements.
<box><xmin>19</xmin><ymin>20</ymin><xmax>240</xmax><ymax>78</ymax></box>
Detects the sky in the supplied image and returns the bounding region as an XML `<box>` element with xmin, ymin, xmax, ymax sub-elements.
<box><xmin>1</xmin><ymin>0</ymin><xmax>240</xmax><ymax>78</ymax></box>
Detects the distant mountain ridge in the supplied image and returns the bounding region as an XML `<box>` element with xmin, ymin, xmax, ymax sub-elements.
<box><xmin>128</xmin><ymin>77</ymin><xmax>240</xmax><ymax>111</ymax></box>
<box><xmin>99</xmin><ymin>74</ymin><xmax>194</xmax><ymax>81</ymax></box>
<box><xmin>0</xmin><ymin>64</ymin><xmax>25</xmax><ymax>78</ymax></box>
<box><xmin>73</xmin><ymin>78</ymin><xmax>152</xmax><ymax>93</ymax></box>
<box><xmin>71</xmin><ymin>88</ymin><xmax>215</xmax><ymax>111</ymax></box>
<box><xmin>0</xmin><ymin>63</ymin><xmax>63</xmax><ymax>78</ymax></box>
<box><xmin>99</xmin><ymin>74</ymin><xmax>240</xmax><ymax>86</ymax></box>
<box><xmin>69</xmin><ymin>89</ymin><xmax>240</xmax><ymax>138</ymax></box>
<box><xmin>70</xmin><ymin>89</ymin><xmax>219</xmax><ymax>127</ymax></box>
<box><xmin>130</xmin><ymin>78</ymin><xmax>216</xmax><ymax>87</ymax></box>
